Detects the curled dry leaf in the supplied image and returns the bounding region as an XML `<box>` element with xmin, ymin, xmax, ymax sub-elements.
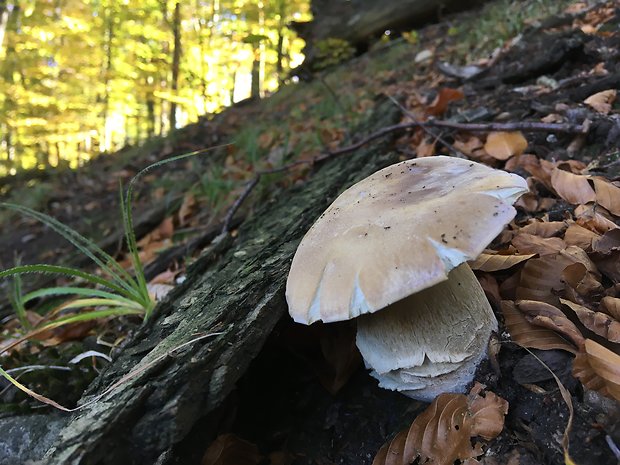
<box><xmin>515</xmin><ymin>300</ymin><xmax>584</xmax><ymax>348</ymax></box>
<box><xmin>584</xmin><ymin>89</ymin><xmax>617</xmax><ymax>114</ymax></box>
<box><xmin>560</xmin><ymin>246</ymin><xmax>602</xmax><ymax>297</ymax></box>
<box><xmin>592</xmin><ymin>228</ymin><xmax>620</xmax><ymax>254</ymax></box>
<box><xmin>478</xmin><ymin>273</ymin><xmax>502</xmax><ymax>308</ymax></box>
<box><xmin>469</xmin><ymin>252</ymin><xmax>535</xmax><ymax>272</ymax></box>
<box><xmin>564</xmin><ymin>223</ymin><xmax>600</xmax><ymax>249</ymax></box>
<box><xmin>562</xmin><ymin>262</ymin><xmax>603</xmax><ymax>296</ymax></box>
<box><xmin>453</xmin><ymin>136</ymin><xmax>485</xmax><ymax>158</ymax></box>
<box><xmin>372</xmin><ymin>385</ymin><xmax>508</xmax><ymax>465</ymax></box>
<box><xmin>575</xmin><ymin>204</ymin><xmax>618</xmax><ymax>233</ymax></box>
<box><xmin>425</xmin><ymin>87</ymin><xmax>465</xmax><ymax>116</ymax></box>
<box><xmin>573</xmin><ymin>339</ymin><xmax>620</xmax><ymax>402</ymax></box>
<box><xmin>500</xmin><ymin>301</ymin><xmax>577</xmax><ymax>353</ymax></box>
<box><xmin>511</xmin><ymin>232</ymin><xmax>565</xmax><ymax>256</ymax></box>
<box><xmin>560</xmin><ymin>298</ymin><xmax>620</xmax><ymax>343</ymax></box>
<box><xmin>483</xmin><ymin>131</ymin><xmax>528</xmax><ymax>160</ymax></box>
<box><xmin>592</xmin><ymin>177</ymin><xmax>620</xmax><ymax>216</ymax></box>
<box><xmin>520</xmin><ymin>220</ymin><xmax>567</xmax><ymax>238</ymax></box>
<box><xmin>506</xmin><ymin>154</ymin><xmax>554</xmax><ymax>191</ymax></box>
<box><xmin>516</xmin><ymin>254</ymin><xmax>574</xmax><ymax>304</ymax></box>
<box><xmin>600</xmin><ymin>296</ymin><xmax>620</xmax><ymax>320</ymax></box>
<box><xmin>550</xmin><ymin>168</ymin><xmax>596</xmax><ymax>205</ymax></box>
<box><xmin>591</xmin><ymin>229</ymin><xmax>620</xmax><ymax>282</ymax></box>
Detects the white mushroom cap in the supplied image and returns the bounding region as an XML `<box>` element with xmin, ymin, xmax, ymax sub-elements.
<box><xmin>286</xmin><ymin>156</ymin><xmax>528</xmax><ymax>324</ymax></box>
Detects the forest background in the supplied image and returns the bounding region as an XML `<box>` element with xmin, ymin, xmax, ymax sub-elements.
<box><xmin>0</xmin><ymin>0</ymin><xmax>309</xmax><ymax>176</ymax></box>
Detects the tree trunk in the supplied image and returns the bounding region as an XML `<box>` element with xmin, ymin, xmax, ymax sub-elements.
<box><xmin>294</xmin><ymin>0</ymin><xmax>484</xmax><ymax>69</ymax></box>
<box><xmin>37</xmin><ymin>99</ymin><xmax>401</xmax><ymax>465</ymax></box>
<box><xmin>250</xmin><ymin>48</ymin><xmax>260</xmax><ymax>99</ymax></box>
<box><xmin>169</xmin><ymin>1</ymin><xmax>181</xmax><ymax>131</ymax></box>
<box><xmin>101</xmin><ymin>8</ymin><xmax>114</xmax><ymax>151</ymax></box>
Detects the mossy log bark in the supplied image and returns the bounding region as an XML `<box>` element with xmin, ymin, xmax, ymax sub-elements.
<box><xmin>39</xmin><ymin>102</ymin><xmax>401</xmax><ymax>465</ymax></box>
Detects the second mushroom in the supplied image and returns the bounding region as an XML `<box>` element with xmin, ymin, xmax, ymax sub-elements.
<box><xmin>286</xmin><ymin>156</ymin><xmax>528</xmax><ymax>401</ymax></box>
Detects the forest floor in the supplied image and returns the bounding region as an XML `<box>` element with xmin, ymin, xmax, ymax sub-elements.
<box><xmin>1</xmin><ymin>1</ymin><xmax>620</xmax><ymax>464</ymax></box>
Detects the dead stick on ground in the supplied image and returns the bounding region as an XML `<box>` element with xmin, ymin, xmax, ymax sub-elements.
<box><xmin>386</xmin><ymin>95</ymin><xmax>465</xmax><ymax>158</ymax></box>
<box><xmin>220</xmin><ymin>118</ymin><xmax>588</xmax><ymax>233</ymax></box>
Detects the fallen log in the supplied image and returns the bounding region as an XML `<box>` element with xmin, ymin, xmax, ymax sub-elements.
<box><xmin>38</xmin><ymin>101</ymin><xmax>401</xmax><ymax>465</ymax></box>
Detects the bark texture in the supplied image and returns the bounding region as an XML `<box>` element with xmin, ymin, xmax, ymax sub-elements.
<box><xmin>38</xmin><ymin>100</ymin><xmax>401</xmax><ymax>465</ymax></box>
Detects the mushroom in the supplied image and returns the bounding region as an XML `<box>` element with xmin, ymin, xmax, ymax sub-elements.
<box><xmin>286</xmin><ymin>156</ymin><xmax>528</xmax><ymax>400</ymax></box>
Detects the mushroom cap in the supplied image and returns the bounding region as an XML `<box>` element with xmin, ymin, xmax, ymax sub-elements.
<box><xmin>286</xmin><ymin>156</ymin><xmax>528</xmax><ymax>324</ymax></box>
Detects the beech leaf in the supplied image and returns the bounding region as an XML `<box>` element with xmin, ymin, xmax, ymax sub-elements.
<box><xmin>483</xmin><ymin>131</ymin><xmax>527</xmax><ymax>160</ymax></box>
<box><xmin>501</xmin><ymin>300</ymin><xmax>577</xmax><ymax>353</ymax></box>
<box><xmin>573</xmin><ymin>339</ymin><xmax>620</xmax><ymax>401</ymax></box>
<box><xmin>550</xmin><ymin>168</ymin><xmax>596</xmax><ymax>205</ymax></box>
<box><xmin>372</xmin><ymin>385</ymin><xmax>508</xmax><ymax>465</ymax></box>
<box><xmin>583</xmin><ymin>89</ymin><xmax>617</xmax><ymax>114</ymax></box>
<box><xmin>469</xmin><ymin>252</ymin><xmax>535</xmax><ymax>272</ymax></box>
<box><xmin>592</xmin><ymin>177</ymin><xmax>620</xmax><ymax>216</ymax></box>
<box><xmin>560</xmin><ymin>298</ymin><xmax>620</xmax><ymax>343</ymax></box>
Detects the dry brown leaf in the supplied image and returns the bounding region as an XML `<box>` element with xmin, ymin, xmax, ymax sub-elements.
<box><xmin>416</xmin><ymin>136</ymin><xmax>437</xmax><ymax>157</ymax></box>
<box><xmin>591</xmin><ymin>229</ymin><xmax>620</xmax><ymax>282</ymax></box>
<box><xmin>550</xmin><ymin>168</ymin><xmax>596</xmax><ymax>205</ymax></box>
<box><xmin>592</xmin><ymin>177</ymin><xmax>620</xmax><ymax>216</ymax></box>
<box><xmin>500</xmin><ymin>301</ymin><xmax>577</xmax><ymax>353</ymax></box>
<box><xmin>516</xmin><ymin>254</ymin><xmax>574</xmax><ymax>305</ymax></box>
<box><xmin>560</xmin><ymin>159</ymin><xmax>588</xmax><ymax>174</ymax></box>
<box><xmin>562</xmin><ymin>263</ymin><xmax>603</xmax><ymax>297</ymax></box>
<box><xmin>426</xmin><ymin>87</ymin><xmax>464</xmax><ymax>116</ymax></box>
<box><xmin>505</xmin><ymin>154</ymin><xmax>553</xmax><ymax>191</ymax></box>
<box><xmin>600</xmin><ymin>296</ymin><xmax>620</xmax><ymax>320</ymax></box>
<box><xmin>584</xmin><ymin>89</ymin><xmax>617</xmax><ymax>114</ymax></box>
<box><xmin>516</xmin><ymin>300</ymin><xmax>585</xmax><ymax>348</ymax></box>
<box><xmin>592</xmin><ymin>228</ymin><xmax>620</xmax><ymax>254</ymax></box>
<box><xmin>514</xmin><ymin>192</ymin><xmax>541</xmax><ymax>212</ymax></box>
<box><xmin>575</xmin><ymin>204</ymin><xmax>618</xmax><ymax>233</ymax></box>
<box><xmin>372</xmin><ymin>385</ymin><xmax>507</xmax><ymax>465</ymax></box>
<box><xmin>560</xmin><ymin>298</ymin><xmax>620</xmax><ymax>343</ymax></box>
<box><xmin>201</xmin><ymin>434</ymin><xmax>262</xmax><ymax>465</ymax></box>
<box><xmin>519</xmin><ymin>220</ymin><xmax>566</xmax><ymax>237</ymax></box>
<box><xmin>573</xmin><ymin>339</ymin><xmax>620</xmax><ymax>401</ymax></box>
<box><xmin>478</xmin><ymin>273</ymin><xmax>501</xmax><ymax>309</ymax></box>
<box><xmin>564</xmin><ymin>223</ymin><xmax>600</xmax><ymax>249</ymax></box>
<box><xmin>37</xmin><ymin>321</ymin><xmax>96</xmax><ymax>347</ymax></box>
<box><xmin>560</xmin><ymin>245</ymin><xmax>600</xmax><ymax>272</ymax></box>
<box><xmin>453</xmin><ymin>136</ymin><xmax>485</xmax><ymax>157</ymax></box>
<box><xmin>178</xmin><ymin>193</ymin><xmax>197</xmax><ymax>226</ymax></box>
<box><xmin>499</xmin><ymin>270</ymin><xmax>521</xmax><ymax>300</ymax></box>
<box><xmin>469</xmin><ymin>253</ymin><xmax>535</xmax><ymax>272</ymax></box>
<box><xmin>511</xmin><ymin>232</ymin><xmax>565</xmax><ymax>256</ymax></box>
<box><xmin>484</xmin><ymin>131</ymin><xmax>528</xmax><ymax>160</ymax></box>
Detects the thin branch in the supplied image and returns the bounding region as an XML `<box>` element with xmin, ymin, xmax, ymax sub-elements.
<box><xmin>221</xmin><ymin>176</ymin><xmax>259</xmax><ymax>234</ymax></box>
<box><xmin>386</xmin><ymin>95</ymin><xmax>465</xmax><ymax>158</ymax></box>
<box><xmin>219</xmin><ymin>117</ymin><xmax>588</xmax><ymax>233</ymax></box>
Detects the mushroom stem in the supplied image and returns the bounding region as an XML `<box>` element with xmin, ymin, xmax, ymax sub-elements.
<box><xmin>356</xmin><ymin>263</ymin><xmax>497</xmax><ymax>401</ymax></box>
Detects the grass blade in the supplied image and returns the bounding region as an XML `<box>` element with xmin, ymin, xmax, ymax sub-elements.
<box><xmin>22</xmin><ymin>286</ymin><xmax>145</xmax><ymax>309</ymax></box>
<box><xmin>1</xmin><ymin>203</ymin><xmax>136</xmax><ymax>291</ymax></box>
<box><xmin>0</xmin><ymin>365</ymin><xmax>71</xmax><ymax>411</ymax></box>
<box><xmin>0</xmin><ymin>264</ymin><xmax>141</xmax><ymax>301</ymax></box>
<box><xmin>56</xmin><ymin>297</ymin><xmax>144</xmax><ymax>311</ymax></box>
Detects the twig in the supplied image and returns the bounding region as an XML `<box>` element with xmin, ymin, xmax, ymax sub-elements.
<box><xmin>221</xmin><ymin>176</ymin><xmax>259</xmax><ymax>234</ymax></box>
<box><xmin>386</xmin><ymin>95</ymin><xmax>466</xmax><ymax>158</ymax></box>
<box><xmin>424</xmin><ymin>119</ymin><xmax>587</xmax><ymax>133</ymax></box>
<box><xmin>219</xmin><ymin>117</ymin><xmax>588</xmax><ymax>233</ymax></box>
